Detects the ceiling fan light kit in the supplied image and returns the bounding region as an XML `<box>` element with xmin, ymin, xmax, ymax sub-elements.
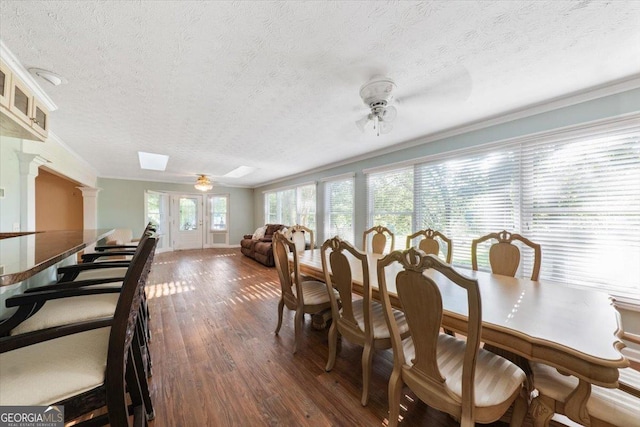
<box><xmin>357</xmin><ymin>76</ymin><xmax>398</xmax><ymax>136</ymax></box>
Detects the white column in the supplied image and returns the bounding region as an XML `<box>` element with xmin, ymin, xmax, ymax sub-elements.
<box><xmin>77</xmin><ymin>186</ymin><xmax>101</xmax><ymax>230</ymax></box>
<box><xmin>17</xmin><ymin>153</ymin><xmax>48</xmax><ymax>231</ymax></box>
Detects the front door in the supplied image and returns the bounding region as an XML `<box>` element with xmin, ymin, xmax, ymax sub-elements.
<box><xmin>171</xmin><ymin>194</ymin><xmax>204</xmax><ymax>250</ymax></box>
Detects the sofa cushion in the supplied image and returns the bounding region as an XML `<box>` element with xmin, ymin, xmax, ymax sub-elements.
<box><xmin>254</xmin><ymin>241</ymin><xmax>274</xmax><ymax>255</ymax></box>
<box><xmin>264</xmin><ymin>224</ymin><xmax>285</xmax><ymax>238</ymax></box>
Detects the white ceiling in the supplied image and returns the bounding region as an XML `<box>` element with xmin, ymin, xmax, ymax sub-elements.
<box><xmin>1</xmin><ymin>1</ymin><xmax>639</xmax><ymax>187</ymax></box>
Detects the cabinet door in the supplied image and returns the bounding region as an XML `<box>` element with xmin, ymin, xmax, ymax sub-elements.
<box><xmin>9</xmin><ymin>77</ymin><xmax>32</xmax><ymax>126</ymax></box>
<box><xmin>0</xmin><ymin>60</ymin><xmax>11</xmax><ymax>109</ymax></box>
<box><xmin>31</xmin><ymin>98</ymin><xmax>49</xmax><ymax>138</ymax></box>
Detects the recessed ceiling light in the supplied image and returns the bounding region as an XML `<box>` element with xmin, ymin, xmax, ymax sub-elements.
<box><xmin>28</xmin><ymin>68</ymin><xmax>67</xmax><ymax>86</ymax></box>
<box><xmin>223</xmin><ymin>166</ymin><xmax>257</xmax><ymax>178</ymax></box>
<box><xmin>138</xmin><ymin>151</ymin><xmax>169</xmax><ymax>171</ymax></box>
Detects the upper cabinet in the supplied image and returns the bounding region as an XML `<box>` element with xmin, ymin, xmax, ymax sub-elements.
<box><xmin>0</xmin><ymin>60</ymin><xmax>10</xmax><ymax>109</ymax></box>
<box><xmin>0</xmin><ymin>59</ymin><xmax>49</xmax><ymax>142</ymax></box>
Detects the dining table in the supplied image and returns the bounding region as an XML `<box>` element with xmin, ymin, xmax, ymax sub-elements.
<box><xmin>293</xmin><ymin>248</ymin><xmax>629</xmax><ymax>423</ymax></box>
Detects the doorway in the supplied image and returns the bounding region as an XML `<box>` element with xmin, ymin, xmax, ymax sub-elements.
<box><xmin>171</xmin><ymin>194</ymin><xmax>204</xmax><ymax>250</ymax></box>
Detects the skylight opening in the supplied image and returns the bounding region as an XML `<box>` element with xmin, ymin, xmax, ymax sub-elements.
<box><xmin>138</xmin><ymin>152</ymin><xmax>169</xmax><ymax>171</ymax></box>
<box><xmin>223</xmin><ymin>165</ymin><xmax>257</xmax><ymax>178</ymax></box>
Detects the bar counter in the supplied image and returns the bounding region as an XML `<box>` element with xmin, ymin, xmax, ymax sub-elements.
<box><xmin>0</xmin><ymin>229</ymin><xmax>114</xmax><ymax>286</ymax></box>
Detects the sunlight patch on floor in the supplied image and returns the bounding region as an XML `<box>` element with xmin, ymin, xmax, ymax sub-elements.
<box><xmin>220</xmin><ymin>280</ymin><xmax>281</xmax><ymax>305</ymax></box>
<box><xmin>145</xmin><ymin>280</ymin><xmax>195</xmax><ymax>299</ymax></box>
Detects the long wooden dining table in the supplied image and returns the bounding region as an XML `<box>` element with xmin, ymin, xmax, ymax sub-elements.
<box><xmin>294</xmin><ymin>248</ymin><xmax>629</xmax><ymax>399</ymax></box>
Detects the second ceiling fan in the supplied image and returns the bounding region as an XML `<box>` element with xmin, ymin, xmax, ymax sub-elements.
<box><xmin>356</xmin><ymin>76</ymin><xmax>398</xmax><ymax>136</ymax></box>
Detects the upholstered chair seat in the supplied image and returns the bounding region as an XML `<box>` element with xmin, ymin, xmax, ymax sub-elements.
<box><xmin>402</xmin><ymin>334</ymin><xmax>526</xmax><ymax>408</ymax></box>
<box><xmin>10</xmin><ymin>290</ymin><xmax>121</xmax><ymax>336</ymax></box>
<box><xmin>0</xmin><ymin>327</ymin><xmax>110</xmax><ymax>406</ymax></box>
<box><xmin>351</xmin><ymin>299</ymin><xmax>408</xmax><ymax>340</ymax></box>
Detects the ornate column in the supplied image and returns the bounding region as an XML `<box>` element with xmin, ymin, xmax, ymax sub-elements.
<box><xmin>78</xmin><ymin>186</ymin><xmax>101</xmax><ymax>253</ymax></box>
<box><xmin>17</xmin><ymin>153</ymin><xmax>48</xmax><ymax>231</ymax></box>
<box><xmin>77</xmin><ymin>186</ymin><xmax>101</xmax><ymax>230</ymax></box>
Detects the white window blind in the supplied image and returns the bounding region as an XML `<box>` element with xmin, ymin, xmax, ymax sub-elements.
<box><xmin>367</xmin><ymin>167</ymin><xmax>413</xmax><ymax>251</ymax></box>
<box><xmin>415</xmin><ymin>148</ymin><xmax>521</xmax><ymax>271</ymax></box>
<box><xmin>382</xmin><ymin>120</ymin><xmax>640</xmax><ymax>296</ymax></box>
<box><xmin>297</xmin><ymin>184</ymin><xmax>316</xmax><ymax>230</ymax></box>
<box><xmin>325</xmin><ymin>177</ymin><xmax>355</xmax><ymax>243</ymax></box>
<box><xmin>520</xmin><ymin>127</ymin><xmax>640</xmax><ymax>295</ymax></box>
<box><xmin>264</xmin><ymin>184</ymin><xmax>316</xmax><ymax>229</ymax></box>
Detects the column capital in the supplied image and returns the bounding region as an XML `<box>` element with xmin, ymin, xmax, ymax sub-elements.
<box><xmin>77</xmin><ymin>186</ymin><xmax>101</xmax><ymax>197</ymax></box>
<box><xmin>17</xmin><ymin>153</ymin><xmax>49</xmax><ymax>176</ymax></box>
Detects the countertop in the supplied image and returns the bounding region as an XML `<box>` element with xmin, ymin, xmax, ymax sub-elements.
<box><xmin>0</xmin><ymin>229</ymin><xmax>114</xmax><ymax>286</ymax></box>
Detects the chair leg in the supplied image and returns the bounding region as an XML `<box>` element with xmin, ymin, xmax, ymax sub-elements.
<box><xmin>325</xmin><ymin>320</ymin><xmax>338</xmax><ymax>371</ymax></box>
<box><xmin>126</xmin><ymin>350</ymin><xmax>148</xmax><ymax>427</ymax></box>
<box><xmin>387</xmin><ymin>367</ymin><xmax>403</xmax><ymax>427</ymax></box>
<box><xmin>293</xmin><ymin>309</ymin><xmax>303</xmax><ymax>354</ymax></box>
<box><xmin>530</xmin><ymin>395</ymin><xmax>554</xmax><ymax>427</ymax></box>
<box><xmin>509</xmin><ymin>392</ymin><xmax>527</xmax><ymax>427</ymax></box>
<box><xmin>361</xmin><ymin>341</ymin><xmax>374</xmax><ymax>406</ymax></box>
<box><xmin>132</xmin><ymin>333</ymin><xmax>155</xmax><ymax>420</ymax></box>
<box><xmin>275</xmin><ymin>298</ymin><xmax>284</xmax><ymax>335</ymax></box>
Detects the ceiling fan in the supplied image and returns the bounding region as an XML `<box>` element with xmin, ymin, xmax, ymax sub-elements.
<box><xmin>355</xmin><ymin>66</ymin><xmax>472</xmax><ymax>137</ymax></box>
<box><xmin>356</xmin><ymin>76</ymin><xmax>398</xmax><ymax>136</ymax></box>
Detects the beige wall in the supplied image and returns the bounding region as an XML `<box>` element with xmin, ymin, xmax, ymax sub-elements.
<box><xmin>35</xmin><ymin>168</ymin><xmax>83</xmax><ymax>231</ymax></box>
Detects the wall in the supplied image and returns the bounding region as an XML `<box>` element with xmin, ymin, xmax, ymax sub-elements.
<box><xmin>35</xmin><ymin>168</ymin><xmax>83</xmax><ymax>231</ymax></box>
<box><xmin>97</xmin><ymin>178</ymin><xmax>254</xmax><ymax>245</ymax></box>
<box><xmin>0</xmin><ymin>136</ymin><xmax>21</xmax><ymax>231</ymax></box>
<box><xmin>253</xmin><ymin>87</ymin><xmax>640</xmax><ymax>246</ymax></box>
<box><xmin>0</xmin><ymin>133</ymin><xmax>98</xmax><ymax>232</ymax></box>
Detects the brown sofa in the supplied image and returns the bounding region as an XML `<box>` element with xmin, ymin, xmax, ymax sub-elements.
<box><xmin>240</xmin><ymin>224</ymin><xmax>286</xmax><ymax>267</ymax></box>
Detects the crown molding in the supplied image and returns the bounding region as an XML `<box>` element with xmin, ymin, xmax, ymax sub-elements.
<box><xmin>0</xmin><ymin>40</ymin><xmax>58</xmax><ymax>111</ymax></box>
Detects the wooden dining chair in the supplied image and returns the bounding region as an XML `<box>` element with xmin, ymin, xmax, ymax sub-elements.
<box><xmin>273</xmin><ymin>231</ymin><xmax>333</xmax><ymax>354</ymax></box>
<box><xmin>377</xmin><ymin>248</ymin><xmax>527</xmax><ymax>427</ymax></box>
<box><xmin>405</xmin><ymin>228</ymin><xmax>453</xmax><ymax>263</ymax></box>
<box><xmin>529</xmin><ymin>302</ymin><xmax>640</xmax><ymax>427</ymax></box>
<box><xmin>0</xmin><ymin>235</ymin><xmax>158</xmax><ymax>426</ymax></box>
<box><xmin>472</xmin><ymin>230</ymin><xmax>541</xmax><ymax>281</ymax></box>
<box><xmin>363</xmin><ymin>225</ymin><xmax>394</xmax><ymax>254</ymax></box>
<box><xmin>289</xmin><ymin>224</ymin><xmax>314</xmax><ymax>252</ymax></box>
<box><xmin>321</xmin><ymin>237</ymin><xmax>409</xmax><ymax>406</ymax></box>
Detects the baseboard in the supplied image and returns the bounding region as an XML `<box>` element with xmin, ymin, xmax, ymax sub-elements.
<box><xmin>203</xmin><ymin>244</ymin><xmax>241</xmax><ymax>249</ymax></box>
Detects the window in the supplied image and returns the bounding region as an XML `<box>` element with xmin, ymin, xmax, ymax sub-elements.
<box><xmin>145</xmin><ymin>191</ymin><xmax>168</xmax><ymax>235</ymax></box>
<box><xmin>324</xmin><ymin>175</ymin><xmax>354</xmax><ymax>243</ymax></box>
<box><xmin>415</xmin><ymin>148</ymin><xmax>521</xmax><ymax>271</ymax></box>
<box><xmin>179</xmin><ymin>197</ymin><xmax>198</xmax><ymax>231</ymax></box>
<box><xmin>367</xmin><ymin>167</ymin><xmax>413</xmax><ymax>251</ymax></box>
<box><xmin>209</xmin><ymin>195</ymin><xmax>229</xmax><ymax>231</ymax></box>
<box><xmin>520</xmin><ymin>127</ymin><xmax>640</xmax><ymax>296</ymax></box>
<box><xmin>264</xmin><ymin>183</ymin><xmax>316</xmax><ymax>229</ymax></box>
<box><xmin>372</xmin><ymin>118</ymin><xmax>640</xmax><ymax>296</ymax></box>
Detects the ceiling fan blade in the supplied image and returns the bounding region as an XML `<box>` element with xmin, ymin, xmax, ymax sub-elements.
<box><xmin>382</xmin><ymin>105</ymin><xmax>397</xmax><ymax>122</ymax></box>
<box><xmin>380</xmin><ymin>122</ymin><xmax>393</xmax><ymax>135</ymax></box>
<box><xmin>355</xmin><ymin>116</ymin><xmax>370</xmax><ymax>133</ymax></box>
<box><xmin>396</xmin><ymin>64</ymin><xmax>472</xmax><ymax>106</ymax></box>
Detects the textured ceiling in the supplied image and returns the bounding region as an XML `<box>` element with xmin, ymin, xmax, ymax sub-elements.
<box><xmin>1</xmin><ymin>1</ymin><xmax>639</xmax><ymax>187</ymax></box>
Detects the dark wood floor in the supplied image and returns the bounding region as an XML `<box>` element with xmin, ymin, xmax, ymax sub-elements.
<box><xmin>142</xmin><ymin>248</ymin><xmax>545</xmax><ymax>427</ymax></box>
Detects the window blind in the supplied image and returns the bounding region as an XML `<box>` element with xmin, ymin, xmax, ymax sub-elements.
<box><xmin>520</xmin><ymin>127</ymin><xmax>640</xmax><ymax>295</ymax></box>
<box><xmin>366</xmin><ymin>120</ymin><xmax>640</xmax><ymax>296</ymax></box>
<box><xmin>297</xmin><ymin>184</ymin><xmax>316</xmax><ymax>230</ymax></box>
<box><xmin>325</xmin><ymin>177</ymin><xmax>355</xmax><ymax>243</ymax></box>
<box><xmin>415</xmin><ymin>148</ymin><xmax>521</xmax><ymax>271</ymax></box>
<box><xmin>264</xmin><ymin>184</ymin><xmax>316</xmax><ymax>230</ymax></box>
<box><xmin>367</xmin><ymin>167</ymin><xmax>413</xmax><ymax>251</ymax></box>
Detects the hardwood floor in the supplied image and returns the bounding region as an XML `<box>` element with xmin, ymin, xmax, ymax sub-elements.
<box><xmin>143</xmin><ymin>248</ymin><xmax>540</xmax><ymax>427</ymax></box>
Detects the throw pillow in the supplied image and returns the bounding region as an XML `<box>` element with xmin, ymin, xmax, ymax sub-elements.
<box><xmin>252</xmin><ymin>226</ymin><xmax>266</xmax><ymax>240</ymax></box>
